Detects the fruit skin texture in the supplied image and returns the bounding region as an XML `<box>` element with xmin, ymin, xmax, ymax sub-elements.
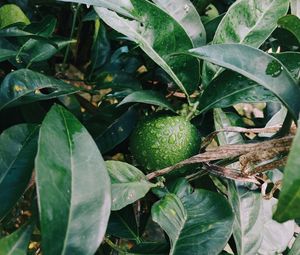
<box><xmin>129</xmin><ymin>114</ymin><xmax>201</xmax><ymax>171</ymax></box>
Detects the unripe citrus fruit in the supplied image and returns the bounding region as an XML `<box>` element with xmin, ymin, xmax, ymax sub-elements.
<box><xmin>129</xmin><ymin>114</ymin><xmax>201</xmax><ymax>171</ymax></box>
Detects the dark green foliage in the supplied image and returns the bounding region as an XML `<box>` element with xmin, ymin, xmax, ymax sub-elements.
<box><xmin>0</xmin><ymin>1</ymin><xmax>299</xmax><ymax>254</ymax></box>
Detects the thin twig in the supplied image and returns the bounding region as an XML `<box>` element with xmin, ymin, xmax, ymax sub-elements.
<box><xmin>201</xmin><ymin>125</ymin><xmax>282</xmax><ymax>149</ymax></box>
<box><xmin>146</xmin><ymin>136</ymin><xmax>294</xmax><ymax>181</ymax></box>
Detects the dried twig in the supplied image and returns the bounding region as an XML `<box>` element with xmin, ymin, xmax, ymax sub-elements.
<box><xmin>146</xmin><ymin>136</ymin><xmax>294</xmax><ymax>181</ymax></box>
<box><xmin>201</xmin><ymin>125</ymin><xmax>282</xmax><ymax>149</ymax></box>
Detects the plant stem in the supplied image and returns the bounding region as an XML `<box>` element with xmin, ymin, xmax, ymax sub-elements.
<box><xmin>104</xmin><ymin>237</ymin><xmax>128</xmax><ymax>254</ymax></box>
<box><xmin>186</xmin><ymin>101</ymin><xmax>199</xmax><ymax>121</ymax></box>
<box><xmin>63</xmin><ymin>3</ymin><xmax>81</xmax><ymax>66</ymax></box>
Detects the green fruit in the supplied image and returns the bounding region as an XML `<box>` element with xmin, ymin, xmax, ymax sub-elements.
<box><xmin>0</xmin><ymin>4</ymin><xmax>30</xmax><ymax>29</ymax></box>
<box><xmin>129</xmin><ymin>114</ymin><xmax>201</xmax><ymax>171</ymax></box>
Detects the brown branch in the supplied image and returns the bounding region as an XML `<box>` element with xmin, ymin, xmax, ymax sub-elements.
<box><xmin>202</xmin><ymin>163</ymin><xmax>260</xmax><ymax>184</ymax></box>
<box><xmin>146</xmin><ymin>136</ymin><xmax>294</xmax><ymax>181</ymax></box>
<box><xmin>201</xmin><ymin>125</ymin><xmax>282</xmax><ymax>149</ymax></box>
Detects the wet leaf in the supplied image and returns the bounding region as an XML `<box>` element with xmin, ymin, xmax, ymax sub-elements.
<box><xmin>35</xmin><ymin>105</ymin><xmax>111</xmax><ymax>255</ymax></box>
<box><xmin>0</xmin><ymin>124</ymin><xmax>38</xmax><ymax>220</ymax></box>
<box><xmin>187</xmin><ymin>44</ymin><xmax>300</xmax><ymax>121</ymax></box>
<box><xmin>0</xmin><ymin>69</ymin><xmax>79</xmax><ymax>111</ymax></box>
<box><xmin>106</xmin><ymin>161</ymin><xmax>155</xmax><ymax>211</ymax></box>
<box><xmin>152</xmin><ymin>0</ymin><xmax>206</xmax><ymax>46</ymax></box>
<box><xmin>274</xmin><ymin>118</ymin><xmax>300</xmax><ymax>222</ymax></box>
<box><xmin>278</xmin><ymin>15</ymin><xmax>300</xmax><ymax>44</ymax></box>
<box><xmin>0</xmin><ymin>223</ymin><xmax>33</xmax><ymax>255</ymax></box>
<box><xmin>118</xmin><ymin>90</ymin><xmax>175</xmax><ymax>112</ymax></box>
<box><xmin>152</xmin><ymin>190</ymin><xmax>234</xmax><ymax>255</ymax></box>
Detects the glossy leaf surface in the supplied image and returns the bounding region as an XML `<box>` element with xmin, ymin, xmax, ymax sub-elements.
<box><xmin>0</xmin><ymin>124</ymin><xmax>38</xmax><ymax>220</ymax></box>
<box><xmin>95</xmin><ymin>106</ymin><xmax>138</xmax><ymax>154</ymax></box>
<box><xmin>214</xmin><ymin>109</ymin><xmax>264</xmax><ymax>255</ymax></box>
<box><xmin>0</xmin><ymin>49</ymin><xmax>19</xmax><ymax>62</ymax></box>
<box><xmin>152</xmin><ymin>0</ymin><xmax>206</xmax><ymax>46</ymax></box>
<box><xmin>0</xmin><ymin>223</ymin><xmax>33</xmax><ymax>255</ymax></box>
<box><xmin>107</xmin><ymin>206</ymin><xmax>139</xmax><ymax>240</ymax></box>
<box><xmin>228</xmin><ymin>182</ymin><xmax>264</xmax><ymax>255</ymax></box>
<box><xmin>35</xmin><ymin>105</ymin><xmax>111</xmax><ymax>255</ymax></box>
<box><xmin>22</xmin><ymin>37</ymin><xmax>73</xmax><ymax>64</ymax></box>
<box><xmin>0</xmin><ymin>4</ymin><xmax>30</xmax><ymax>29</ymax></box>
<box><xmin>272</xmin><ymin>52</ymin><xmax>300</xmax><ymax>79</ymax></box>
<box><xmin>213</xmin><ymin>0</ymin><xmax>289</xmax><ymax>46</ymax></box>
<box><xmin>198</xmin><ymin>52</ymin><xmax>300</xmax><ymax>112</ymax></box>
<box><xmin>259</xmin><ymin>198</ymin><xmax>294</xmax><ymax>254</ymax></box>
<box><xmin>198</xmin><ymin>71</ymin><xmax>277</xmax><ymax>112</ymax></box>
<box><xmin>278</xmin><ymin>15</ymin><xmax>300</xmax><ymax>44</ymax></box>
<box><xmin>188</xmin><ymin>44</ymin><xmax>300</xmax><ymax>120</ymax></box>
<box><xmin>106</xmin><ymin>161</ymin><xmax>155</xmax><ymax>211</ymax></box>
<box><xmin>0</xmin><ymin>69</ymin><xmax>79</xmax><ymax>111</ymax></box>
<box><xmin>94</xmin><ymin>0</ymin><xmax>200</xmax><ymax>94</ymax></box>
<box><xmin>118</xmin><ymin>90</ymin><xmax>175</xmax><ymax>112</ymax></box>
<box><xmin>152</xmin><ymin>190</ymin><xmax>234</xmax><ymax>255</ymax></box>
<box><xmin>202</xmin><ymin>0</ymin><xmax>289</xmax><ymax>85</ymax></box>
<box><xmin>274</xmin><ymin>118</ymin><xmax>300</xmax><ymax>222</ymax></box>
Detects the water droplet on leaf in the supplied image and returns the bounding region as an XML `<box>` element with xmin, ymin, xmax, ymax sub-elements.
<box><xmin>265</xmin><ymin>60</ymin><xmax>283</xmax><ymax>77</ymax></box>
<box><xmin>15</xmin><ymin>56</ymin><xmax>22</xmax><ymax>63</ymax></box>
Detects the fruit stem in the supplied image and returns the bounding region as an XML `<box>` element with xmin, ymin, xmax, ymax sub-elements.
<box><xmin>185</xmin><ymin>101</ymin><xmax>199</xmax><ymax>121</ymax></box>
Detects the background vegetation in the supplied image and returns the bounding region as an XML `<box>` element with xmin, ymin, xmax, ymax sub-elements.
<box><xmin>0</xmin><ymin>0</ymin><xmax>300</xmax><ymax>254</ymax></box>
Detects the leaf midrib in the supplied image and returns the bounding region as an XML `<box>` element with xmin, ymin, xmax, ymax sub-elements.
<box><xmin>96</xmin><ymin>7</ymin><xmax>189</xmax><ymax>96</ymax></box>
<box><xmin>60</xmin><ymin>107</ymin><xmax>74</xmax><ymax>255</ymax></box>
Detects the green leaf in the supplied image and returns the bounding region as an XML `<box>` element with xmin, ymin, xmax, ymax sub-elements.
<box><xmin>152</xmin><ymin>190</ymin><xmax>234</xmax><ymax>255</ymax></box>
<box><xmin>35</xmin><ymin>104</ymin><xmax>111</xmax><ymax>255</ymax></box>
<box><xmin>259</xmin><ymin>106</ymin><xmax>287</xmax><ymax>138</ymax></box>
<box><xmin>187</xmin><ymin>44</ymin><xmax>300</xmax><ymax>121</ymax></box>
<box><xmin>214</xmin><ymin>109</ymin><xmax>265</xmax><ymax>255</ymax></box>
<box><xmin>93</xmin><ymin>0</ymin><xmax>200</xmax><ymax>94</ymax></box>
<box><xmin>213</xmin><ymin>108</ymin><xmax>244</xmax><ymax>145</ymax></box>
<box><xmin>289</xmin><ymin>233</ymin><xmax>300</xmax><ymax>255</ymax></box>
<box><xmin>57</xmin><ymin>0</ymin><xmax>134</xmax><ymax>18</ymax></box>
<box><xmin>0</xmin><ymin>124</ymin><xmax>38</xmax><ymax>220</ymax></box>
<box><xmin>0</xmin><ymin>4</ymin><xmax>30</xmax><ymax>29</ymax></box>
<box><xmin>152</xmin><ymin>0</ymin><xmax>206</xmax><ymax>46</ymax></box>
<box><xmin>96</xmin><ymin>71</ymin><xmax>141</xmax><ymax>91</ymax></box>
<box><xmin>278</xmin><ymin>15</ymin><xmax>300</xmax><ymax>44</ymax></box>
<box><xmin>106</xmin><ymin>161</ymin><xmax>155</xmax><ymax>211</ymax></box>
<box><xmin>95</xmin><ymin>106</ymin><xmax>139</xmax><ymax>154</ymax></box>
<box><xmin>272</xmin><ymin>52</ymin><xmax>300</xmax><ymax>80</ymax></box>
<box><xmin>199</xmin><ymin>51</ymin><xmax>300</xmax><ymax>112</ymax></box>
<box><xmin>0</xmin><ymin>69</ymin><xmax>79</xmax><ymax>111</ymax></box>
<box><xmin>88</xmin><ymin>19</ymin><xmax>110</xmax><ymax>78</ymax></box>
<box><xmin>259</xmin><ymin>198</ymin><xmax>294</xmax><ymax>254</ymax></box>
<box><xmin>118</xmin><ymin>90</ymin><xmax>175</xmax><ymax>112</ymax></box>
<box><xmin>198</xmin><ymin>71</ymin><xmax>278</xmax><ymax>112</ymax></box>
<box><xmin>274</xmin><ymin>118</ymin><xmax>300</xmax><ymax>222</ymax></box>
<box><xmin>0</xmin><ymin>223</ymin><xmax>33</xmax><ymax>255</ymax></box>
<box><xmin>0</xmin><ymin>27</ymin><xmax>59</xmax><ymax>48</ymax></box>
<box><xmin>202</xmin><ymin>0</ymin><xmax>289</xmax><ymax>85</ymax></box>
<box><xmin>25</xmin><ymin>15</ymin><xmax>57</xmax><ymax>36</ymax></box>
<box><xmin>227</xmin><ymin>183</ymin><xmax>264</xmax><ymax>255</ymax></box>
<box><xmin>107</xmin><ymin>206</ymin><xmax>139</xmax><ymax>240</ymax></box>
<box><xmin>213</xmin><ymin>0</ymin><xmax>289</xmax><ymax>46</ymax></box>
<box><xmin>0</xmin><ymin>49</ymin><xmax>20</xmax><ymax>62</ymax></box>
<box><xmin>22</xmin><ymin>37</ymin><xmax>74</xmax><ymax>64</ymax></box>
<box><xmin>203</xmin><ymin>14</ymin><xmax>224</xmax><ymax>43</ymax></box>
